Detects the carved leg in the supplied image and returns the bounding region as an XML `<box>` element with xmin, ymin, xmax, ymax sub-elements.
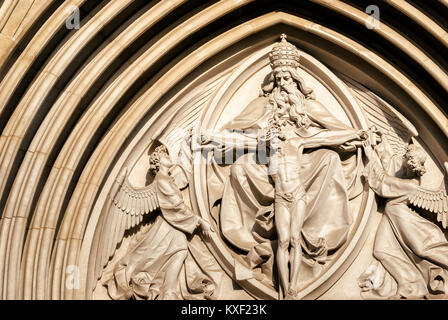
<box><xmin>275</xmin><ymin>203</ymin><xmax>291</xmax><ymax>299</ymax></box>
<box><xmin>373</xmin><ymin>215</ymin><xmax>427</xmax><ymax>298</ymax></box>
<box><xmin>160</xmin><ymin>250</ymin><xmax>188</xmax><ymax>300</ymax></box>
<box><xmin>288</xmin><ymin>199</ymin><xmax>306</xmax><ymax>298</ymax></box>
<box><xmin>390</xmin><ymin>207</ymin><xmax>448</xmax><ymax>270</ymax></box>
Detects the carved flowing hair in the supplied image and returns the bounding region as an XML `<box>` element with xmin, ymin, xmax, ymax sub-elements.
<box><xmin>404</xmin><ymin>144</ymin><xmax>427</xmax><ymax>177</ymax></box>
<box><xmin>263</xmin><ymin>66</ymin><xmax>314</xmax><ymax>127</ymax></box>
<box><xmin>261</xmin><ymin>66</ymin><xmax>314</xmax><ymax>99</ymax></box>
<box><xmin>149</xmin><ymin>145</ymin><xmax>169</xmax><ymax>176</ymax></box>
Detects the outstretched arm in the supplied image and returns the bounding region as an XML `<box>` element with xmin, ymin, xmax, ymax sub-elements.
<box><xmin>362</xmin><ymin>140</ymin><xmax>417</xmax><ymax>198</ymax></box>
<box><xmin>373</xmin><ymin>131</ymin><xmax>395</xmax><ymax>170</ymax></box>
<box><xmin>300</xmin><ymin>129</ymin><xmax>367</xmax><ymax>149</ymax></box>
<box><xmin>194</xmin><ymin>129</ymin><xmax>259</xmax><ymax>151</ymax></box>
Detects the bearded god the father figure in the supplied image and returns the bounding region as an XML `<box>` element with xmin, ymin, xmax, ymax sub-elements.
<box><xmin>204</xmin><ymin>34</ymin><xmax>368</xmax><ymax>299</ymax></box>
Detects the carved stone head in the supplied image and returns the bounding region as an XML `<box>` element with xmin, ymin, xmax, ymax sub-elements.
<box><xmin>404</xmin><ymin>144</ymin><xmax>427</xmax><ymax>177</ymax></box>
<box><xmin>263</xmin><ymin>35</ymin><xmax>314</xmax><ymax>101</ymax></box>
<box><xmin>149</xmin><ymin>145</ymin><xmax>170</xmax><ymax>176</ymax></box>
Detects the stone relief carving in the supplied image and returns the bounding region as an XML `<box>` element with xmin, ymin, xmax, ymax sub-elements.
<box><xmin>94</xmin><ymin>35</ymin><xmax>447</xmax><ymax>300</ymax></box>
<box><xmin>98</xmin><ymin>145</ymin><xmax>218</xmax><ymax>300</ymax></box>
<box><xmin>358</xmin><ymin>137</ymin><xmax>448</xmax><ymax>299</ymax></box>
<box><xmin>197</xmin><ymin>35</ymin><xmax>373</xmax><ymax>300</ymax></box>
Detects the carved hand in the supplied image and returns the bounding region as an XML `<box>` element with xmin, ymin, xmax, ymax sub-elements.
<box><xmin>367</xmin><ymin>126</ymin><xmax>383</xmax><ymax>145</ymax></box>
<box><xmin>199</xmin><ymin>218</ymin><xmax>214</xmax><ymax>240</ymax></box>
<box><xmin>356</xmin><ymin>129</ymin><xmax>370</xmax><ymax>141</ymax></box>
<box><xmin>190</xmin><ymin>132</ymin><xmax>215</xmax><ymax>152</ymax></box>
<box><xmin>362</xmin><ymin>140</ymin><xmax>373</xmax><ymax>160</ymax></box>
<box><xmin>372</xmin><ymin>126</ymin><xmax>383</xmax><ymax>138</ymax></box>
<box><xmin>200</xmin><ymin>132</ymin><xmax>212</xmax><ymax>145</ymax></box>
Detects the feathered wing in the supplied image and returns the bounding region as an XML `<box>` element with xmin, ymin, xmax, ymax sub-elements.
<box><xmin>340</xmin><ymin>74</ymin><xmax>418</xmax><ymax>156</ymax></box>
<box><xmin>158</xmin><ymin>71</ymin><xmax>232</xmax><ymax>161</ymax></box>
<box><xmin>340</xmin><ymin>75</ymin><xmax>448</xmax><ymax>228</ymax></box>
<box><xmin>94</xmin><ymin>168</ymin><xmax>159</xmax><ymax>279</ymax></box>
<box><xmin>156</xmin><ymin>69</ymin><xmax>234</xmax><ymax>178</ymax></box>
<box><xmin>93</xmin><ymin>72</ymin><xmax>233</xmax><ymax>284</ymax></box>
<box><xmin>408</xmin><ymin>182</ymin><xmax>448</xmax><ymax>229</ymax></box>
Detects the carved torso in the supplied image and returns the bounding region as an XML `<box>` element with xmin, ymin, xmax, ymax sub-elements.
<box><xmin>269</xmin><ymin>137</ymin><xmax>305</xmax><ymax>196</ymax></box>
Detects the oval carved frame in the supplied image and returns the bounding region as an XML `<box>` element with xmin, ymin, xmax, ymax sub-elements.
<box><xmin>192</xmin><ymin>45</ymin><xmax>376</xmax><ymax>300</ymax></box>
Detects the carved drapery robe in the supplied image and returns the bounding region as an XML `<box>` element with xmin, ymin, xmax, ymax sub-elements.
<box><xmin>105</xmin><ymin>170</ymin><xmax>215</xmax><ymax>300</ymax></box>
<box><xmin>207</xmin><ymin>96</ymin><xmax>363</xmax><ymax>281</ymax></box>
<box><xmin>363</xmin><ymin>159</ymin><xmax>448</xmax><ymax>298</ymax></box>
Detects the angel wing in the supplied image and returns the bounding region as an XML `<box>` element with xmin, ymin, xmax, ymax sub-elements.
<box><xmin>341</xmin><ymin>74</ymin><xmax>418</xmax><ymax>156</ymax></box>
<box><xmin>157</xmin><ymin>69</ymin><xmax>234</xmax><ymax>173</ymax></box>
<box><xmin>92</xmin><ymin>71</ymin><xmax>232</xmax><ymax>284</ymax></box>
<box><xmin>408</xmin><ymin>184</ymin><xmax>448</xmax><ymax>228</ymax></box>
<box><xmin>408</xmin><ymin>164</ymin><xmax>448</xmax><ymax>229</ymax></box>
<box><xmin>157</xmin><ymin>70</ymin><xmax>232</xmax><ymax>161</ymax></box>
<box><xmin>94</xmin><ymin>167</ymin><xmax>160</xmax><ymax>279</ymax></box>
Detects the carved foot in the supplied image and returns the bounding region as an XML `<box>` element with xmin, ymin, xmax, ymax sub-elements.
<box><xmin>285</xmin><ymin>288</ymin><xmax>299</xmax><ymax>300</ymax></box>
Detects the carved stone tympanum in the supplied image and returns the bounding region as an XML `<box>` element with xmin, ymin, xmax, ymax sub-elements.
<box><xmin>93</xmin><ymin>35</ymin><xmax>448</xmax><ymax>300</ymax></box>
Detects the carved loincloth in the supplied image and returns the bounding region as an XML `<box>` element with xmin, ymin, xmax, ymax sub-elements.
<box><xmin>274</xmin><ymin>183</ymin><xmax>307</xmax><ymax>210</ymax></box>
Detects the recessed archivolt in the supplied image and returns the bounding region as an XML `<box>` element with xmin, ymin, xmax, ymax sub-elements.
<box><xmin>18</xmin><ymin>0</ymin><xmax>188</xmax><ymax>301</ymax></box>
<box><xmin>0</xmin><ymin>1</ymin><xmax>446</xmax><ymax>300</ymax></box>
<box><xmin>0</xmin><ymin>1</ymin><xmax>88</xmax><ymax>117</ymax></box>
<box><xmin>78</xmin><ymin>13</ymin><xmax>447</xmax><ymax>299</ymax></box>
<box><xmin>382</xmin><ymin>0</ymin><xmax>448</xmax><ymax>47</ymax></box>
<box><xmin>7</xmin><ymin>0</ymin><xmax>254</xmax><ymax>300</ymax></box>
<box><xmin>0</xmin><ymin>0</ymin><xmax>57</xmax><ymax>65</ymax></box>
<box><xmin>0</xmin><ymin>0</ymin><xmax>181</xmax><ymax>300</ymax></box>
<box><xmin>309</xmin><ymin>0</ymin><xmax>448</xmax><ymax>92</ymax></box>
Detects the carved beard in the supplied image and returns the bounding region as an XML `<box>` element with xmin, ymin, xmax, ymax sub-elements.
<box><xmin>270</xmin><ymin>87</ymin><xmax>289</xmax><ymax>114</ymax></box>
<box><xmin>270</xmin><ymin>86</ymin><xmax>309</xmax><ymax>127</ymax></box>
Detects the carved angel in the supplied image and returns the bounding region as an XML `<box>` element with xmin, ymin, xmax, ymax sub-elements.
<box><xmin>342</xmin><ymin>78</ymin><xmax>448</xmax><ymax>298</ymax></box>
<box><xmin>96</xmin><ymin>145</ymin><xmax>213</xmax><ymax>300</ymax></box>
<box><xmin>359</xmin><ymin>138</ymin><xmax>448</xmax><ymax>299</ymax></box>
